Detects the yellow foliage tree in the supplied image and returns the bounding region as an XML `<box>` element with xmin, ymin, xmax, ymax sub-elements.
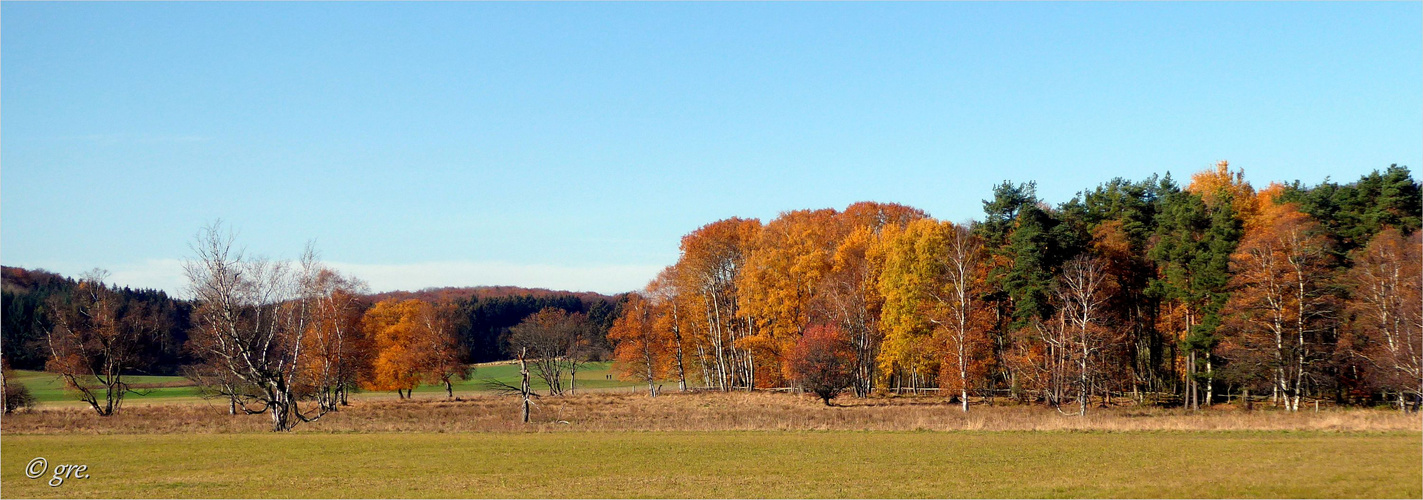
<box><xmin>1188</xmin><ymin>160</ymin><xmax>1259</xmax><ymax>224</ymax></box>
<box><xmin>361</xmin><ymin>299</ymin><xmax>462</xmax><ymax>398</ymax></box>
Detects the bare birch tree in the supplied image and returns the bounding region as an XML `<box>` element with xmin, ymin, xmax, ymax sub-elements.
<box><xmin>184</xmin><ymin>222</ymin><xmax>332</xmax><ymax>431</ymax></box>
<box><xmin>507</xmin><ymin>308</ymin><xmax>587</xmax><ymax>396</ymax></box>
<box><xmin>1057</xmin><ymin>256</ymin><xmax>1116</xmax><ymax>415</ymax></box>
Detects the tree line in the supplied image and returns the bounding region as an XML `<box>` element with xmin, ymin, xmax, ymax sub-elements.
<box><xmin>0</xmin><ymin>228</ymin><xmax>625</xmax><ymax>428</ymax></box>
<box><xmin>608</xmin><ymin>163</ymin><xmax>1421</xmax><ymax>412</ymax></box>
<box><xmin>2</xmin><ymin>269</ymin><xmax>623</xmax><ymax>374</ymax></box>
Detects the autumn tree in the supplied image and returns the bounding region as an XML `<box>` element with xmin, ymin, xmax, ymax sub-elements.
<box><xmin>1024</xmin><ymin>302</ymin><xmax>1074</xmax><ymax>407</ymax></box>
<box><xmin>647</xmin><ymin>266</ymin><xmax>691</xmax><ymax>391</ymax></box>
<box><xmin>740</xmin><ymin>209</ymin><xmax>843</xmax><ymax>387</ymax></box>
<box><xmin>831</xmin><ymin>203</ymin><xmax>929</xmax><ymax>397</ymax></box>
<box><xmin>608</xmin><ymin>293</ymin><xmax>667</xmax><ymax>396</ymax></box>
<box><xmin>879</xmin><ymin>219</ymin><xmax>990</xmax><ymax>410</ymax></box>
<box><xmin>1221</xmin><ymin>191</ymin><xmax>1334</xmax><ymax>411</ymax></box>
<box><xmin>43</xmin><ymin>269</ymin><xmax>160</xmax><ymax>416</ymax></box>
<box><xmin>418</xmin><ymin>301</ymin><xmax>468</xmax><ymax>399</ymax></box>
<box><xmin>297</xmin><ymin>267</ymin><xmax>370</xmax><ymax>411</ymax></box>
<box><xmin>818</xmin><ymin>226</ymin><xmax>882</xmax><ymax>397</ymax></box>
<box><xmin>788</xmin><ymin>324</ymin><xmax>855</xmax><ymax>405</ymax></box>
<box><xmin>364</xmin><ymin>299</ymin><xmax>426</xmax><ymax>398</ymax></box>
<box><xmin>674</xmin><ymin>217</ymin><xmax>761</xmax><ymax>391</ymax></box>
<box><xmin>362</xmin><ymin>298</ymin><xmax>465</xmax><ymax>399</ymax></box>
<box><xmin>1344</xmin><ymin>228</ymin><xmax>1422</xmax><ymax>411</ymax></box>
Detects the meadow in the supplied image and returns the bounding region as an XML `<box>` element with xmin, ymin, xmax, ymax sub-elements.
<box><xmin>7</xmin><ymin>361</ymin><xmax>644</xmax><ymax>406</ymax></box>
<box><xmin>5</xmin><ymin>372</ymin><xmax>1421</xmax><ymax>498</ymax></box>
<box><xmin>5</xmin><ymin>389</ymin><xmax>1420</xmax><ymax>434</ymax></box>
<box><xmin>2</xmin><ymin>430</ymin><xmax>1419</xmax><ymax>498</ymax></box>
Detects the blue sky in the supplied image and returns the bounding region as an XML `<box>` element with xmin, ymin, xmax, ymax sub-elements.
<box><xmin>3</xmin><ymin>2</ymin><xmax>1420</xmax><ymax>295</ymax></box>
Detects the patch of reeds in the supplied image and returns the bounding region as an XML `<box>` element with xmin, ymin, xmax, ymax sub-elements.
<box><xmin>2</xmin><ymin>390</ymin><xmax>1418</xmax><ymax>435</ymax></box>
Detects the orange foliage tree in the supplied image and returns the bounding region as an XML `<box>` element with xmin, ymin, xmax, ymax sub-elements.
<box><xmin>820</xmin><ymin>202</ymin><xmax>927</xmax><ymax>397</ymax></box>
<box><xmin>647</xmin><ymin>266</ymin><xmax>691</xmax><ymax>391</ymax></box>
<box><xmin>362</xmin><ymin>298</ymin><xmax>465</xmax><ymax>399</ymax></box>
<box><xmin>297</xmin><ymin>268</ymin><xmax>370</xmax><ymax>411</ymax></box>
<box><xmin>739</xmin><ymin>208</ymin><xmax>843</xmax><ymax>386</ymax></box>
<box><xmin>673</xmin><ymin>217</ymin><xmax>761</xmax><ymax>391</ymax></box>
<box><xmin>1220</xmin><ymin>193</ymin><xmax>1334</xmax><ymax>411</ymax></box>
<box><xmin>607</xmin><ymin>293</ymin><xmax>669</xmax><ymax>396</ymax></box>
<box><xmin>1188</xmin><ymin>160</ymin><xmax>1259</xmax><ymax>225</ymax></box>
<box><xmin>1343</xmin><ymin>228</ymin><xmax>1422</xmax><ymax>411</ymax></box>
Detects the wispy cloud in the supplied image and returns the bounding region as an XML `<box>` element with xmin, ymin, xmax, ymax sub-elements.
<box><xmin>327</xmin><ymin>261</ymin><xmax>659</xmax><ymax>296</ymax></box>
<box><xmin>84</xmin><ymin>133</ymin><xmax>213</xmax><ymax>145</ymax></box>
<box><xmin>20</xmin><ymin>259</ymin><xmax>657</xmax><ymax>297</ymax></box>
<box><xmin>17</xmin><ymin>133</ymin><xmax>214</xmax><ymax>146</ymax></box>
<box><xmin>104</xmin><ymin>259</ymin><xmax>189</xmax><ymax>295</ymax></box>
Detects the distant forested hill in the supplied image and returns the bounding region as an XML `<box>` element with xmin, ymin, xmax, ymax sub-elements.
<box><xmin>2</xmin><ymin>266</ymin><xmax>193</xmax><ymax>374</ymax></box>
<box><xmin>1</xmin><ymin>266</ymin><xmax>627</xmax><ymax>373</ymax></box>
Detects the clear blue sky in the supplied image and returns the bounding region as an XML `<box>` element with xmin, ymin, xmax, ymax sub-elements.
<box><xmin>3</xmin><ymin>2</ymin><xmax>1420</xmax><ymax>295</ymax></box>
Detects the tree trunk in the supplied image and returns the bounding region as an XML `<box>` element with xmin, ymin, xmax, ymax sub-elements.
<box><xmin>520</xmin><ymin>349</ymin><xmax>532</xmax><ymax>423</ymax></box>
<box><xmin>1078</xmin><ymin>364</ymin><xmax>1089</xmax><ymax>416</ymax></box>
<box><xmin>268</xmin><ymin>384</ymin><xmax>295</xmax><ymax>432</ymax></box>
<box><xmin>671</xmin><ymin>308</ymin><xmax>688</xmax><ymax>392</ymax></box>
<box><xmin>1205</xmin><ymin>356</ymin><xmax>1213</xmax><ymax>407</ymax></box>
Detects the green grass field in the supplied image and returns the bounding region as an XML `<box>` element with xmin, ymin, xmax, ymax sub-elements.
<box><xmin>7</xmin><ymin>371</ymin><xmax>204</xmax><ymax>403</ymax></box>
<box><xmin>420</xmin><ymin>361</ymin><xmax>648</xmax><ymax>395</ymax></box>
<box><xmin>9</xmin><ymin>368</ymin><xmax>1420</xmax><ymax>498</ymax></box>
<box><xmin>2</xmin><ymin>431</ymin><xmax>1417</xmax><ymax>498</ymax></box>
<box><xmin>11</xmin><ymin>361</ymin><xmax>647</xmax><ymax>406</ymax></box>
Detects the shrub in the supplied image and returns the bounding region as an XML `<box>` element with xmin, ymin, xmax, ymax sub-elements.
<box><xmin>788</xmin><ymin>325</ymin><xmax>855</xmax><ymax>406</ymax></box>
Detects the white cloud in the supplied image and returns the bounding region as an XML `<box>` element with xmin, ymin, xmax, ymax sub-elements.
<box><xmin>17</xmin><ymin>259</ymin><xmax>658</xmax><ymax>297</ymax></box>
<box><xmin>104</xmin><ymin>259</ymin><xmax>189</xmax><ymax>295</ymax></box>
<box><xmin>327</xmin><ymin>261</ymin><xmax>660</xmax><ymax>295</ymax></box>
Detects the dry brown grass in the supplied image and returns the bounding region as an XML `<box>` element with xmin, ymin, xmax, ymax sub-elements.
<box><xmin>2</xmin><ymin>390</ymin><xmax>1419</xmax><ymax>435</ymax></box>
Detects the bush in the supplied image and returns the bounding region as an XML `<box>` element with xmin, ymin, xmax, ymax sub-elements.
<box><xmin>788</xmin><ymin>325</ymin><xmax>855</xmax><ymax>406</ymax></box>
<box><xmin>5</xmin><ymin>382</ymin><xmax>37</xmax><ymax>413</ymax></box>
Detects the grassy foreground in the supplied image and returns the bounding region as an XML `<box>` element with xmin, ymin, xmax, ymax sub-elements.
<box><xmin>2</xmin><ymin>431</ymin><xmax>1418</xmax><ymax>498</ymax></box>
